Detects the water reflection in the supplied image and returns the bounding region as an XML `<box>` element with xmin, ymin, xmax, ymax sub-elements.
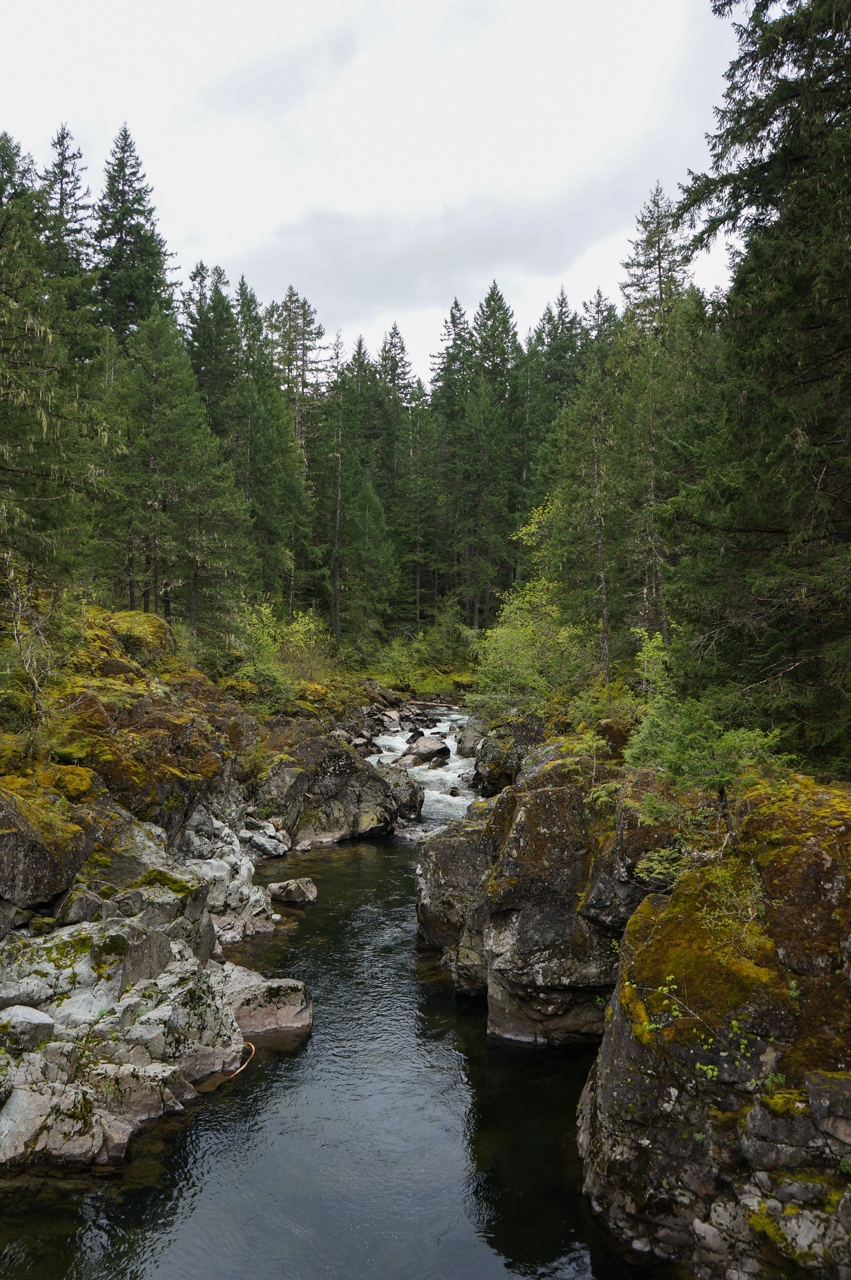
<box><xmin>0</xmin><ymin>838</ymin><xmax>639</xmax><ymax>1280</ymax></box>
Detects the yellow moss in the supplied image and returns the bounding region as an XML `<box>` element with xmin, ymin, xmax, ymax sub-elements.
<box><xmin>110</xmin><ymin>611</ymin><xmax>173</xmax><ymax>657</ymax></box>
<box><xmin>0</xmin><ymin>778</ymin><xmax>83</xmax><ymax>849</ymax></box>
<box><xmin>746</xmin><ymin>1206</ymin><xmax>788</xmax><ymax>1252</ymax></box>
<box><xmin>33</xmin><ymin>765</ymin><xmax>98</xmax><ymax>802</ymax></box>
<box><xmin>761</xmin><ymin>1090</ymin><xmax>811</xmax><ymax>1118</ymax></box>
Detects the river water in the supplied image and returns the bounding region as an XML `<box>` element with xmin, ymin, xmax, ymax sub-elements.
<box><xmin>0</xmin><ymin>711</ymin><xmax>637</xmax><ymax>1280</ymax></box>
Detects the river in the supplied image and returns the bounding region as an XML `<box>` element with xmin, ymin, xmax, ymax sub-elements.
<box><xmin>0</xmin><ymin>710</ymin><xmax>637</xmax><ymax>1280</ymax></box>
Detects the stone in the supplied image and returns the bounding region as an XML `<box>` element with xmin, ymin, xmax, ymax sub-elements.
<box><xmin>576</xmin><ymin>773</ymin><xmax>851</xmax><ymax>1279</ymax></box>
<box><xmin>0</xmin><ymin>1005</ymin><xmax>54</xmax><ymax>1053</ymax></box>
<box><xmin>55</xmin><ymin>886</ymin><xmax>105</xmax><ymax>926</ymax></box>
<box><xmin>0</xmin><ymin>785</ymin><xmax>95</xmax><ymax>908</ymax></box>
<box><xmin>410</xmin><ymin>736</ymin><xmax>451</xmax><ymax>764</ymax></box>
<box><xmin>375</xmin><ymin>763</ymin><xmax>424</xmax><ymax>820</ymax></box>
<box><xmin>267</xmin><ymin>878</ymin><xmax>317</xmax><ymax>905</ymax></box>
<box><xmin>417</xmin><ymin>740</ymin><xmax>631</xmax><ymax>1039</ymax></box>
<box><xmin>456</xmin><ymin>718</ymin><xmax>485</xmax><ymax>759</ymax></box>
<box><xmin>210</xmin><ymin>962</ymin><xmax>313</xmax><ymax>1044</ymax></box>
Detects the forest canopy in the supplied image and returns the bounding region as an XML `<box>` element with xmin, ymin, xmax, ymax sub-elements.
<box><xmin>2</xmin><ymin>0</ymin><xmax>850</xmax><ymax>769</ymax></box>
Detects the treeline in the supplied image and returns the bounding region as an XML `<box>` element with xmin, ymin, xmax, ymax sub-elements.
<box><xmin>477</xmin><ymin>0</ymin><xmax>851</xmax><ymax>769</ymax></box>
<box><xmin>0</xmin><ymin>122</ymin><xmax>581</xmax><ymax>644</ymax></box>
<box><xmin>2</xmin><ymin>0</ymin><xmax>851</xmax><ymax>766</ymax></box>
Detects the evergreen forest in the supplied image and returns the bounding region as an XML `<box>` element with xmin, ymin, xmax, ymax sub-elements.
<box><xmin>3</xmin><ymin>0</ymin><xmax>851</xmax><ymax>772</ymax></box>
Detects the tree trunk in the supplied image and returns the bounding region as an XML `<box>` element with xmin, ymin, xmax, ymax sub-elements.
<box><xmin>190</xmin><ymin>559</ymin><xmax>198</xmax><ymax>635</ymax></box>
<box><xmin>718</xmin><ymin>785</ymin><xmax>740</xmax><ymax>853</ymax></box>
<box><xmin>592</xmin><ymin>415</ymin><xmax>610</xmax><ymax>685</ymax></box>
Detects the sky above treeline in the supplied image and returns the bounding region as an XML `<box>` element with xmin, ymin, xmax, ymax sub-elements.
<box><xmin>4</xmin><ymin>0</ymin><xmax>738</xmax><ymax>379</ymax></box>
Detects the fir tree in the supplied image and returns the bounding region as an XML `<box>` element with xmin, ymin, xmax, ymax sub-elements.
<box><xmin>40</xmin><ymin>124</ymin><xmax>92</xmax><ymax>282</ymax></box>
<box><xmin>94</xmin><ymin>125</ymin><xmax>169</xmax><ymax>341</ymax></box>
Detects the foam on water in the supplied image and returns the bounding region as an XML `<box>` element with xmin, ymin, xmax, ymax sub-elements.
<box><xmin>369</xmin><ymin>707</ymin><xmax>475</xmax><ymax>824</ymax></box>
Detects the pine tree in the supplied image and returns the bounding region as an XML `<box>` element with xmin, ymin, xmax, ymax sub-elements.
<box><xmin>40</xmin><ymin>124</ymin><xmax>93</xmax><ymax>282</ymax></box>
<box><xmin>94</xmin><ymin>125</ymin><xmax>169</xmax><ymax>341</ymax></box>
<box><xmin>0</xmin><ymin>131</ymin><xmax>100</xmax><ymax>572</ymax></box>
<box><xmin>541</xmin><ymin>294</ymin><xmax>627</xmax><ymax>683</ymax></box>
<box><xmin>184</xmin><ymin>263</ymin><xmax>240</xmax><ymax>445</ymax></box>
<box><xmin>97</xmin><ymin>309</ymin><xmax>249</xmax><ymax>630</ymax></box>
<box><xmin>672</xmin><ymin>0</ymin><xmax>851</xmax><ymax>760</ymax></box>
<box><xmin>620</xmin><ymin>182</ymin><xmax>690</xmax><ymax>331</ymax></box>
<box><xmin>234</xmin><ymin>276</ymin><xmax>310</xmax><ymax>606</ymax></box>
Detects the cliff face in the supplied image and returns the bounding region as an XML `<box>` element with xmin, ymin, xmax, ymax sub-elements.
<box><xmin>416</xmin><ymin>736</ymin><xmax>671</xmax><ymax>1044</ymax></box>
<box><xmin>578</xmin><ymin>776</ymin><xmax>851</xmax><ymax>1279</ymax></box>
<box><xmin>419</xmin><ymin>716</ymin><xmax>851</xmax><ymax>1278</ymax></box>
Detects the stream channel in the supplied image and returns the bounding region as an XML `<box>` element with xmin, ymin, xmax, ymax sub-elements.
<box><xmin>2</xmin><ymin>710</ymin><xmax>637</xmax><ymax>1280</ymax></box>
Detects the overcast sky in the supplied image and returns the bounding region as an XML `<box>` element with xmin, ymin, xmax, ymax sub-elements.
<box><xmin>3</xmin><ymin>0</ymin><xmax>737</xmax><ymax>379</ymax></box>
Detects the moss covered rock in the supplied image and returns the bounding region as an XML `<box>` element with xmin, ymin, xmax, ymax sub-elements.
<box><xmin>577</xmin><ymin>776</ymin><xmax>851</xmax><ymax>1278</ymax></box>
<box><xmin>417</xmin><ymin>739</ymin><xmax>666</xmax><ymax>1043</ymax></box>
<box><xmin>0</xmin><ymin>782</ymin><xmax>96</xmax><ymax>908</ymax></box>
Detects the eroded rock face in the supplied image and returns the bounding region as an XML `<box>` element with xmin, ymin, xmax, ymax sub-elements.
<box><xmin>417</xmin><ymin>738</ymin><xmax>663</xmax><ymax>1043</ymax></box>
<box><xmin>577</xmin><ymin>776</ymin><xmax>851</xmax><ymax>1279</ymax></box>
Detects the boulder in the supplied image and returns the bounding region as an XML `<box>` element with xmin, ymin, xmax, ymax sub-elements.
<box><xmin>0</xmin><ymin>1005</ymin><xmax>54</xmax><ymax>1053</ymax></box>
<box><xmin>410</xmin><ymin>735</ymin><xmax>451</xmax><ymax>764</ymax></box>
<box><xmin>473</xmin><ymin>714</ymin><xmax>546</xmax><ymax>796</ymax></box>
<box><xmin>267</xmin><ymin>878</ymin><xmax>317</xmax><ymax>905</ymax></box>
<box><xmin>211</xmin><ymin>962</ymin><xmax>313</xmax><ymax>1044</ymax></box>
<box><xmin>375</xmin><ymin>763</ymin><xmax>424</xmax><ymax>820</ymax></box>
<box><xmin>577</xmin><ymin>775</ymin><xmax>851</xmax><ymax>1279</ymax></box>
<box><xmin>456</xmin><ymin>718</ymin><xmax>485</xmax><ymax>759</ymax></box>
<box><xmin>417</xmin><ymin>739</ymin><xmax>659</xmax><ymax>1041</ymax></box>
<box><xmin>264</xmin><ymin>736</ymin><xmax>399</xmax><ymax>844</ymax></box>
<box><xmin>55</xmin><ymin>885</ymin><xmax>106</xmax><ymax>925</ymax></box>
<box><xmin>0</xmin><ymin>785</ymin><xmax>95</xmax><ymax>908</ymax></box>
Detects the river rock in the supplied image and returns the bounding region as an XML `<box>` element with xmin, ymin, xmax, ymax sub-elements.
<box><xmin>473</xmin><ymin>714</ymin><xmax>546</xmax><ymax>796</ymax></box>
<box><xmin>210</xmin><ymin>962</ymin><xmax>313</xmax><ymax>1043</ymax></box>
<box><xmin>268</xmin><ymin>878</ymin><xmax>317</xmax><ymax>905</ymax></box>
<box><xmin>375</xmin><ymin>762</ymin><xmax>424</xmax><ymax>820</ymax></box>
<box><xmin>417</xmin><ymin>738</ymin><xmax>664</xmax><ymax>1042</ymax></box>
<box><xmin>456</xmin><ymin>717</ymin><xmax>485</xmax><ymax>759</ymax></box>
<box><xmin>256</xmin><ymin>732</ymin><xmax>399</xmax><ymax>844</ymax></box>
<box><xmin>410</xmin><ymin>736</ymin><xmax>451</xmax><ymax>764</ymax></box>
<box><xmin>577</xmin><ymin>776</ymin><xmax>851</xmax><ymax>1278</ymax></box>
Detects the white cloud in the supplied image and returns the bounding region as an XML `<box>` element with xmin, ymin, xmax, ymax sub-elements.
<box><xmin>0</xmin><ymin>0</ymin><xmax>739</xmax><ymax>377</ymax></box>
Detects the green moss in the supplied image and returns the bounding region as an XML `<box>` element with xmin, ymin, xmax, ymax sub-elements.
<box><xmin>746</xmin><ymin>1206</ymin><xmax>788</xmax><ymax>1252</ymax></box>
<box><xmin>41</xmin><ymin>932</ymin><xmax>93</xmax><ymax>966</ymax></box>
<box><xmin>131</xmin><ymin>868</ymin><xmax>193</xmax><ymax>896</ymax></box>
<box><xmin>761</xmin><ymin>1090</ymin><xmax>811</xmax><ymax>1118</ymax></box>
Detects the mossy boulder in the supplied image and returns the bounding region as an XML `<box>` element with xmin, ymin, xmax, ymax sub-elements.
<box><xmin>577</xmin><ymin>776</ymin><xmax>851</xmax><ymax>1278</ymax></box>
<box><xmin>0</xmin><ymin>782</ymin><xmax>97</xmax><ymax>908</ymax></box>
<box><xmin>254</xmin><ymin>732</ymin><xmax>398</xmax><ymax>844</ymax></box>
<box><xmin>417</xmin><ymin>740</ymin><xmax>663</xmax><ymax>1041</ymax></box>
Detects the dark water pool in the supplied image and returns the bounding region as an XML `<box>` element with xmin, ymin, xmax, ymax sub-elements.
<box><xmin>0</xmin><ymin>838</ymin><xmax>640</xmax><ymax>1280</ymax></box>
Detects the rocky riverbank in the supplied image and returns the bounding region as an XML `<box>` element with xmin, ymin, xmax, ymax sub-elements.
<box><xmin>0</xmin><ymin>607</ymin><xmax>433</xmax><ymax>1170</ymax></box>
<box><xmin>415</xmin><ymin>718</ymin><xmax>851</xmax><ymax>1279</ymax></box>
